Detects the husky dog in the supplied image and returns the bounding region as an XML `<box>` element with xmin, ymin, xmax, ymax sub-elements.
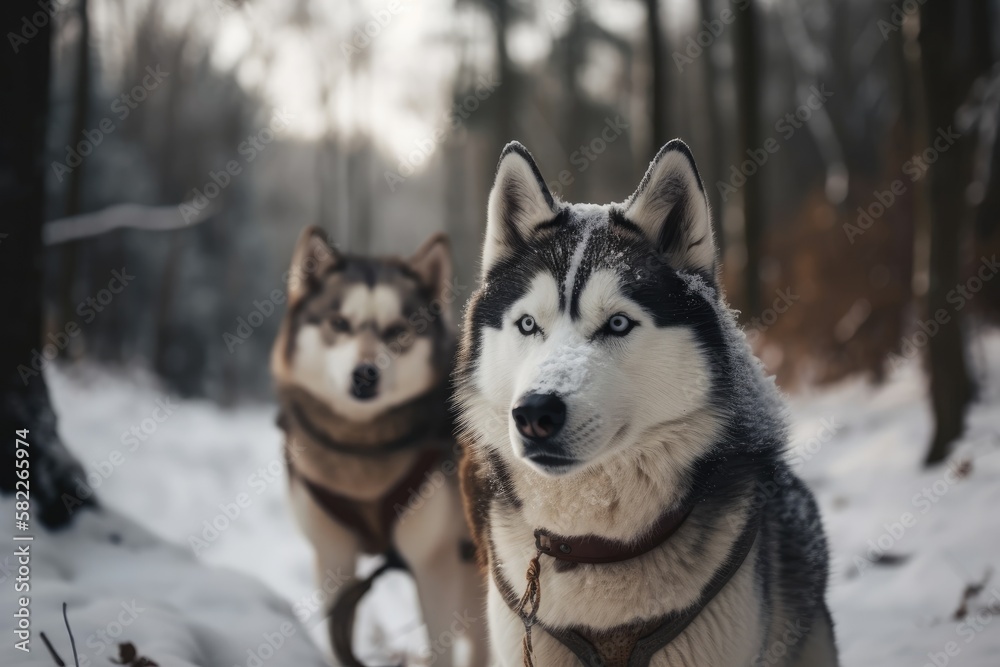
<box><xmin>455</xmin><ymin>141</ymin><xmax>838</xmax><ymax>666</ymax></box>
<box><xmin>271</xmin><ymin>228</ymin><xmax>486</xmax><ymax>667</ymax></box>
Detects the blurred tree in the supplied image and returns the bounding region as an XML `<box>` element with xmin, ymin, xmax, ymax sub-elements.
<box><xmin>53</xmin><ymin>0</ymin><xmax>91</xmax><ymax>350</ymax></box>
<box><xmin>1</xmin><ymin>0</ymin><xmax>94</xmax><ymax>527</ymax></box>
<box><xmin>492</xmin><ymin>0</ymin><xmax>516</xmax><ymax>150</ymax></box>
<box><xmin>645</xmin><ymin>0</ymin><xmax>669</xmax><ymax>151</ymax></box>
<box><xmin>734</xmin><ymin>0</ymin><xmax>762</xmax><ymax>317</ymax></box>
<box><xmin>918</xmin><ymin>0</ymin><xmax>991</xmax><ymax>465</ymax></box>
<box><xmin>697</xmin><ymin>0</ymin><xmax>726</xmax><ymax>252</ymax></box>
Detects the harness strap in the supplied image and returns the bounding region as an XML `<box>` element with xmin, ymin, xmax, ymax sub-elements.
<box><xmin>498</xmin><ymin>510</ymin><xmax>760</xmax><ymax>667</ymax></box>
<box><xmin>287</xmin><ymin>448</ymin><xmax>442</xmax><ymax>554</ymax></box>
<box><xmin>329</xmin><ymin>548</ymin><xmax>409</xmax><ymax>667</ymax></box>
<box><xmin>288</xmin><ymin>402</ymin><xmax>436</xmax><ymax>458</ymax></box>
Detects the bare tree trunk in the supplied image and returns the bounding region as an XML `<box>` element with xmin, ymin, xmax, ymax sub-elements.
<box><xmin>698</xmin><ymin>0</ymin><xmax>726</xmax><ymax>253</ymax></box>
<box><xmin>54</xmin><ymin>0</ymin><xmax>91</xmax><ymax>349</ymax></box>
<box><xmin>734</xmin><ymin>0</ymin><xmax>763</xmax><ymax>317</ymax></box>
<box><xmin>644</xmin><ymin>0</ymin><xmax>669</xmax><ymax>151</ymax></box>
<box><xmin>918</xmin><ymin>0</ymin><xmax>988</xmax><ymax>465</ymax></box>
<box><xmin>1</xmin><ymin>0</ymin><xmax>94</xmax><ymax>527</ymax></box>
<box><xmin>494</xmin><ymin>0</ymin><xmax>516</xmax><ymax>150</ymax></box>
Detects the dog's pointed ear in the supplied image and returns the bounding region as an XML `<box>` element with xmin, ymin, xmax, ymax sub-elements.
<box><xmin>483</xmin><ymin>141</ymin><xmax>558</xmax><ymax>276</ymax></box>
<box><xmin>409</xmin><ymin>232</ymin><xmax>453</xmax><ymax>310</ymax></box>
<box><xmin>288</xmin><ymin>226</ymin><xmax>339</xmax><ymax>304</ymax></box>
<box><xmin>623</xmin><ymin>140</ymin><xmax>716</xmax><ymax>277</ymax></box>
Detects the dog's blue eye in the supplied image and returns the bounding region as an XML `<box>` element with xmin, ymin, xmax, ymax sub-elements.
<box><xmin>606</xmin><ymin>314</ymin><xmax>635</xmax><ymax>336</ymax></box>
<box><xmin>517</xmin><ymin>315</ymin><xmax>538</xmax><ymax>336</ymax></box>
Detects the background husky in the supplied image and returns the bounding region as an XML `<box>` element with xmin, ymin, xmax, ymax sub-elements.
<box><xmin>456</xmin><ymin>141</ymin><xmax>838</xmax><ymax>666</ymax></box>
<box><xmin>271</xmin><ymin>227</ymin><xmax>486</xmax><ymax>667</ymax></box>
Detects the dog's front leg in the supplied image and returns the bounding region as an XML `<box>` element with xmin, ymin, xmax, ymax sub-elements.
<box><xmin>397</xmin><ymin>483</ymin><xmax>488</xmax><ymax>667</ymax></box>
<box><xmin>289</xmin><ymin>479</ymin><xmax>361</xmax><ymax>665</ymax></box>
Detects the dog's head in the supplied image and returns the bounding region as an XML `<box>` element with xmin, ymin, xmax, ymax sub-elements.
<box><xmin>272</xmin><ymin>229</ymin><xmax>456</xmax><ymax>422</ymax></box>
<box><xmin>457</xmin><ymin>140</ymin><xmax>730</xmax><ymax>477</ymax></box>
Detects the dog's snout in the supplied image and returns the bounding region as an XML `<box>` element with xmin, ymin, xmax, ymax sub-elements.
<box><xmin>351</xmin><ymin>363</ymin><xmax>380</xmax><ymax>400</ymax></box>
<box><xmin>512</xmin><ymin>393</ymin><xmax>567</xmax><ymax>441</ymax></box>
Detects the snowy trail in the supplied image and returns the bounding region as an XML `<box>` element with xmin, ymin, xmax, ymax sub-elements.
<box><xmin>16</xmin><ymin>331</ymin><xmax>1000</xmax><ymax>666</ymax></box>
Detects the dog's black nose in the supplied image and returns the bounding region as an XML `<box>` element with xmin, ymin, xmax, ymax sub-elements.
<box><xmin>351</xmin><ymin>364</ymin><xmax>379</xmax><ymax>400</ymax></box>
<box><xmin>512</xmin><ymin>393</ymin><xmax>566</xmax><ymax>441</ymax></box>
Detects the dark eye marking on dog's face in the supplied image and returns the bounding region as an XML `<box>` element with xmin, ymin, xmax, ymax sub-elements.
<box><xmin>468</xmin><ymin>209</ymin><xmax>720</xmax><ymax>368</ymax></box>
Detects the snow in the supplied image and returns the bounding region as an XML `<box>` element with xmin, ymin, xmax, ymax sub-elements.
<box><xmin>0</xmin><ymin>501</ymin><xmax>329</xmax><ymax>667</ymax></box>
<box><xmin>788</xmin><ymin>331</ymin><xmax>1000</xmax><ymax>666</ymax></box>
<box><xmin>530</xmin><ymin>342</ymin><xmax>596</xmax><ymax>396</ymax></box>
<box><xmin>3</xmin><ymin>331</ymin><xmax>1000</xmax><ymax>666</ymax></box>
<box><xmin>561</xmin><ymin>208</ymin><xmax>603</xmax><ymax>307</ymax></box>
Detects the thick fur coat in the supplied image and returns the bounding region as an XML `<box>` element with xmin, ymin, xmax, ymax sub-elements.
<box><xmin>455</xmin><ymin>141</ymin><xmax>838</xmax><ymax>666</ymax></box>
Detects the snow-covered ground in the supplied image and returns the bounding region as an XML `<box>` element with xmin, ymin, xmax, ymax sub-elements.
<box><xmin>5</xmin><ymin>332</ymin><xmax>1000</xmax><ymax>666</ymax></box>
<box><xmin>788</xmin><ymin>332</ymin><xmax>1000</xmax><ymax>666</ymax></box>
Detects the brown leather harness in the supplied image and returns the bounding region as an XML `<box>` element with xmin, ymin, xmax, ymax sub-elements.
<box><xmin>287</xmin><ymin>446</ymin><xmax>443</xmax><ymax>554</ymax></box>
<box><xmin>278</xmin><ymin>390</ymin><xmax>462</xmax><ymax>667</ymax></box>
<box><xmin>496</xmin><ymin>506</ymin><xmax>760</xmax><ymax>667</ymax></box>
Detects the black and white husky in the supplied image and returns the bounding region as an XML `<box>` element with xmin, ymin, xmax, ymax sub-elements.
<box><xmin>455</xmin><ymin>141</ymin><xmax>838</xmax><ymax>666</ymax></box>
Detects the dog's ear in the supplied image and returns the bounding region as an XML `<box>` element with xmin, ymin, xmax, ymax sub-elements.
<box><xmin>483</xmin><ymin>141</ymin><xmax>558</xmax><ymax>276</ymax></box>
<box><xmin>623</xmin><ymin>139</ymin><xmax>716</xmax><ymax>277</ymax></box>
<box><xmin>409</xmin><ymin>232</ymin><xmax>453</xmax><ymax>312</ymax></box>
<box><xmin>288</xmin><ymin>226</ymin><xmax>339</xmax><ymax>304</ymax></box>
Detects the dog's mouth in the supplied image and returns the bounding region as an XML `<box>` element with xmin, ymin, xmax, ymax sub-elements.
<box><xmin>350</xmin><ymin>383</ymin><xmax>379</xmax><ymax>401</ymax></box>
<box><xmin>512</xmin><ymin>413</ymin><xmax>606</xmax><ymax>476</ymax></box>
<box><xmin>519</xmin><ymin>443</ymin><xmax>580</xmax><ymax>476</ymax></box>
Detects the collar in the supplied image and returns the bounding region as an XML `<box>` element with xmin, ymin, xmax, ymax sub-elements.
<box><xmin>505</xmin><ymin>507</ymin><xmax>760</xmax><ymax>667</ymax></box>
<box><xmin>533</xmin><ymin>503</ymin><xmax>693</xmax><ymax>564</ymax></box>
<box><xmin>287</xmin><ymin>401</ymin><xmax>433</xmax><ymax>457</ymax></box>
<box><xmin>278</xmin><ymin>384</ymin><xmax>450</xmax><ymax>458</ymax></box>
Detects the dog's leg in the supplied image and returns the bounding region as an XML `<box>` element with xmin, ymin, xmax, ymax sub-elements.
<box><xmin>289</xmin><ymin>479</ymin><xmax>361</xmax><ymax>665</ymax></box>
<box><xmin>396</xmin><ymin>482</ymin><xmax>488</xmax><ymax>667</ymax></box>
